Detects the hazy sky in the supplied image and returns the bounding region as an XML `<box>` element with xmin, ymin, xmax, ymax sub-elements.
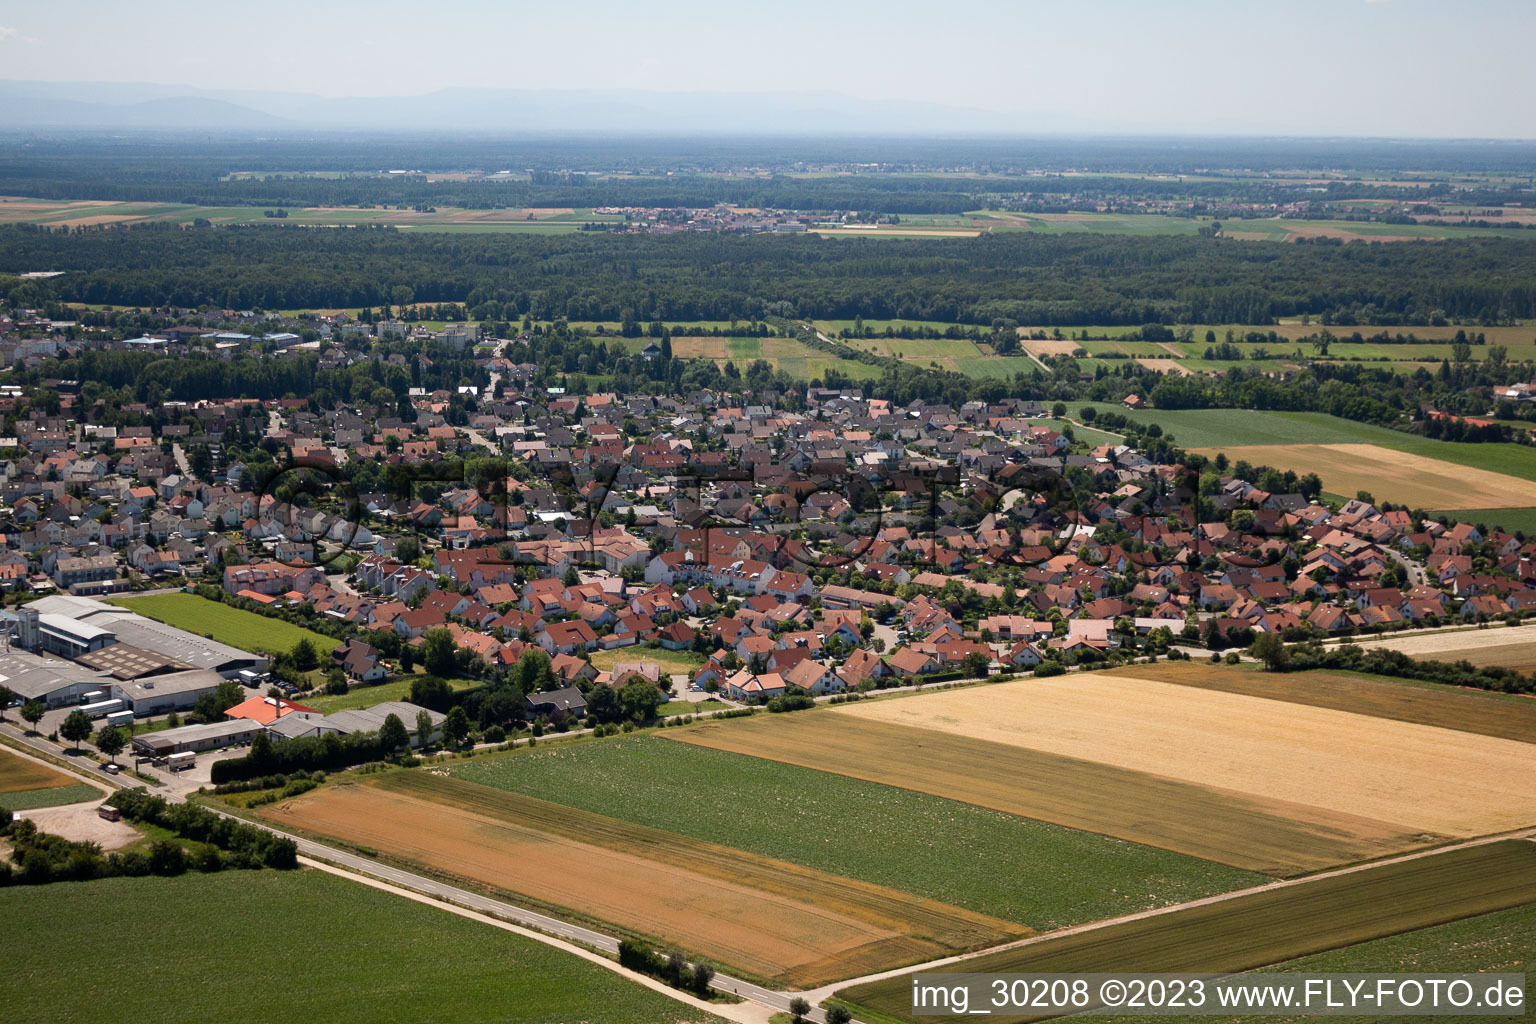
<box><xmin>1</xmin><ymin>0</ymin><xmax>1532</xmax><ymax>136</ymax></box>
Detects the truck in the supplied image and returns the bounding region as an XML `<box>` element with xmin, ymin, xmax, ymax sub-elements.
<box><xmin>166</xmin><ymin>751</ymin><xmax>195</xmax><ymax>772</ymax></box>
<box><xmin>105</xmin><ymin>710</ymin><xmax>135</xmax><ymax>729</ymax></box>
<box><xmin>81</xmin><ymin>690</ymin><xmax>107</xmax><ymax>705</ymax></box>
<box><xmin>81</xmin><ymin>698</ymin><xmax>125</xmax><ymax>720</ymax></box>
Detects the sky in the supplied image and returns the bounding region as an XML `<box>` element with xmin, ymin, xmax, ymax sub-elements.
<box><xmin>0</xmin><ymin>0</ymin><xmax>1532</xmax><ymax>137</ymax></box>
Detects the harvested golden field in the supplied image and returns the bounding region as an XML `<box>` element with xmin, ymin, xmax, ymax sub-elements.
<box><xmin>1116</xmin><ymin>659</ymin><xmax>1536</xmax><ymax>733</ymax></box>
<box><xmin>1017</xmin><ymin>337</ymin><xmax>1083</xmax><ymax>356</ymax></box>
<box><xmin>263</xmin><ymin>771</ymin><xmax>1022</xmax><ymax>986</ymax></box>
<box><xmin>670</xmin><ymin>714</ymin><xmax>1417</xmax><ymax>876</ymax></box>
<box><xmin>0</xmin><ymin>748</ymin><xmax>78</xmax><ymax>793</ymax></box>
<box><xmin>838</xmin><ymin>673</ymin><xmax>1536</xmax><ymax>841</ymax></box>
<box><xmin>1135</xmin><ymin>357</ymin><xmax>1194</xmax><ymax>375</ymax></box>
<box><xmin>839</xmin><ymin>840</ymin><xmax>1536</xmax><ymax>1024</ymax></box>
<box><xmin>1188</xmin><ymin>443</ymin><xmax>1535</xmax><ymax>509</ymax></box>
<box><xmin>1110</xmin><ymin>661</ymin><xmax>1536</xmax><ymax>744</ymax></box>
<box><xmin>1346</xmin><ymin>623</ymin><xmax>1536</xmax><ymax>674</ymax></box>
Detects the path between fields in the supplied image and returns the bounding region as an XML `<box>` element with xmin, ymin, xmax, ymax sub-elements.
<box><xmin>301</xmin><ymin>858</ymin><xmax>775</xmax><ymax>1024</ymax></box>
<box><xmin>796</xmin><ymin>822</ymin><xmax>1536</xmax><ymax>1004</ymax></box>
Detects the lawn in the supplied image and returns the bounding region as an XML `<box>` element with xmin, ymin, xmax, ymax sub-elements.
<box><xmin>837</xmin><ymin>840</ymin><xmax>1536</xmax><ymax>1024</ymax></box>
<box><xmin>658</xmin><ymin>699</ymin><xmax>730</xmax><ymax>717</ymax></box>
<box><xmin>302</xmin><ymin>675</ymin><xmax>474</xmax><ymax>713</ymax></box>
<box><xmin>108</xmin><ymin>593</ymin><xmax>341</xmax><ymax>657</ymax></box>
<box><xmin>447</xmin><ymin>736</ymin><xmax>1264</xmax><ymax>930</ymax></box>
<box><xmin>0</xmin><ymin>869</ymin><xmax>723</xmax><ymax>1024</ymax></box>
<box><xmin>588</xmin><ymin>647</ymin><xmax>704</xmax><ymax>675</ymax></box>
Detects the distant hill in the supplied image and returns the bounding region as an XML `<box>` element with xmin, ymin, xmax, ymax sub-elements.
<box><xmin>0</xmin><ymin>79</ymin><xmax>1075</xmax><ymax>134</ymax></box>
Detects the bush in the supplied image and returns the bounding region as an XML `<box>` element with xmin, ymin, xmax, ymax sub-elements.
<box><xmin>765</xmin><ymin>693</ymin><xmax>816</xmax><ymax>713</ymax></box>
<box><xmin>1033</xmin><ymin>661</ymin><xmax>1065</xmax><ymax>677</ymax></box>
<box><xmin>107</xmin><ymin>788</ymin><xmax>298</xmax><ymax>869</ymax></box>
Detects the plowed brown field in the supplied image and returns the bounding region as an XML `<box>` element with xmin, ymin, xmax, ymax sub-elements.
<box><xmin>262</xmin><ymin>771</ymin><xmax>1022</xmax><ymax>986</ymax></box>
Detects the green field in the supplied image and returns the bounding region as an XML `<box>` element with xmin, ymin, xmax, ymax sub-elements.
<box><xmin>0</xmin><ymin>783</ymin><xmax>102</xmax><ymax>810</ymax></box>
<box><xmin>303</xmin><ymin>675</ymin><xmax>474</xmax><ymax>713</ymax></box>
<box><xmin>108</xmin><ymin>593</ymin><xmax>342</xmax><ymax>657</ymax></box>
<box><xmin>1435</xmin><ymin>506</ymin><xmax>1536</xmax><ymax>535</ymax></box>
<box><xmin>1066</xmin><ymin>406</ymin><xmax>1414</xmax><ymax>448</ymax></box>
<box><xmin>838</xmin><ymin>840</ymin><xmax>1536</xmax><ymax>1024</ymax></box>
<box><xmin>0</xmin><ymin>869</ymin><xmax>721</xmax><ymax>1024</ymax></box>
<box><xmin>447</xmin><ymin>736</ymin><xmax>1264</xmax><ymax>930</ymax></box>
<box><xmin>1095</xmin><ymin>903</ymin><xmax>1536</xmax><ymax>1024</ymax></box>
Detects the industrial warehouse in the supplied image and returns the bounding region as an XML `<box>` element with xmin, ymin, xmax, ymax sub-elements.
<box><xmin>0</xmin><ymin>594</ymin><xmax>269</xmax><ymax>714</ymax></box>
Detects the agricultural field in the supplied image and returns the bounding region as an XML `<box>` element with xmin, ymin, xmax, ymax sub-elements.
<box><xmin>1118</xmin><ymin>902</ymin><xmax>1535</xmax><ymax>1024</ymax></box>
<box><xmin>673</xmin><ymin>714</ymin><xmax>1397</xmax><ymax>876</ymax></box>
<box><xmin>1187</xmin><ymin>443</ymin><xmax>1536</xmax><ymax>510</ymax></box>
<box><xmin>1</xmin><ymin>868</ymin><xmax>723</xmax><ymax>1024</ymax></box>
<box><xmin>663</xmin><ymin>336</ymin><xmax>880</xmax><ymax>381</ymax></box>
<box><xmin>837</xmin><ymin>673</ymin><xmax>1536</xmax><ymax>842</ymax></box>
<box><xmin>448</xmin><ymin>736</ymin><xmax>1263</xmax><ymax>930</ymax></box>
<box><xmin>674</xmin><ymin>667</ymin><xmax>1536</xmax><ymax>875</ymax></box>
<box><xmin>837</xmin><ymin>840</ymin><xmax>1536</xmax><ymax>1024</ymax></box>
<box><xmin>0</xmin><ymin>747</ymin><xmax>102</xmax><ymax>810</ymax></box>
<box><xmin>1110</xmin><ymin>661</ymin><xmax>1536</xmax><ymax>743</ymax></box>
<box><xmin>1067</xmin><ymin>406</ymin><xmax>1412</xmax><ymax>448</ymax></box>
<box><xmin>263</xmin><ymin>770</ymin><xmax>1024</xmax><ymax>987</ymax></box>
<box><xmin>1436</xmin><ymin>505</ymin><xmax>1536</xmax><ymax>536</ymax></box>
<box><xmin>108</xmin><ymin>593</ymin><xmax>342</xmax><ymax>657</ymax></box>
<box><xmin>0</xmin><ymin>196</ymin><xmax>628</xmax><ymax>233</ymax></box>
<box><xmin>1342</xmin><ymin>622</ymin><xmax>1536</xmax><ymax>675</ymax></box>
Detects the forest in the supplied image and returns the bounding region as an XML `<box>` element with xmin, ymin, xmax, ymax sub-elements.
<box><xmin>9</xmin><ymin>224</ymin><xmax>1536</xmax><ymax>326</ymax></box>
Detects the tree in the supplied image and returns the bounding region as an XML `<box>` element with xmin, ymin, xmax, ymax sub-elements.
<box><xmin>20</xmin><ymin>699</ymin><xmax>44</xmax><ymax>734</ymax></box>
<box><xmin>192</xmin><ymin>681</ymin><xmax>244</xmax><ymax>723</ymax></box>
<box><xmin>378</xmin><ymin>713</ymin><xmax>410</xmax><ymax>752</ymax></box>
<box><xmin>415</xmin><ymin>708</ymin><xmax>435</xmax><ymax>749</ymax></box>
<box><xmin>423</xmin><ymin>628</ymin><xmax>458</xmax><ymax>677</ymax></box>
<box><xmin>690</xmin><ymin>962</ymin><xmax>715</xmax><ymax>995</ymax></box>
<box><xmin>399</xmin><ymin>645</ymin><xmax>415</xmax><ymax>672</ymax></box>
<box><xmin>789</xmin><ymin>997</ymin><xmax>812</xmax><ymax>1024</ymax></box>
<box><xmin>0</xmin><ymin>683</ymin><xmax>11</xmax><ymax>720</ymax></box>
<box><xmin>1250</xmin><ymin>632</ymin><xmax>1290</xmax><ymax>671</ymax></box>
<box><xmin>618</xmin><ymin>677</ymin><xmax>664</xmax><ymax>722</ymax></box>
<box><xmin>394</xmin><ymin>537</ymin><xmax>421</xmax><ymax>565</ymax></box>
<box><xmin>442</xmin><ymin>705</ymin><xmax>471</xmax><ymax>748</ymax></box>
<box><xmin>291</xmin><ymin>637</ymin><xmax>320</xmax><ymax>672</ymax></box>
<box><xmin>60</xmin><ymin>709</ymin><xmax>93</xmax><ymax>751</ymax></box>
<box><xmin>408</xmin><ymin>675</ymin><xmax>453</xmax><ymax>711</ymax></box>
<box><xmin>94</xmin><ymin>724</ymin><xmax>126</xmax><ymax>765</ymax></box>
<box><xmin>825</xmin><ymin>1007</ymin><xmax>853</xmax><ymax>1024</ymax></box>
